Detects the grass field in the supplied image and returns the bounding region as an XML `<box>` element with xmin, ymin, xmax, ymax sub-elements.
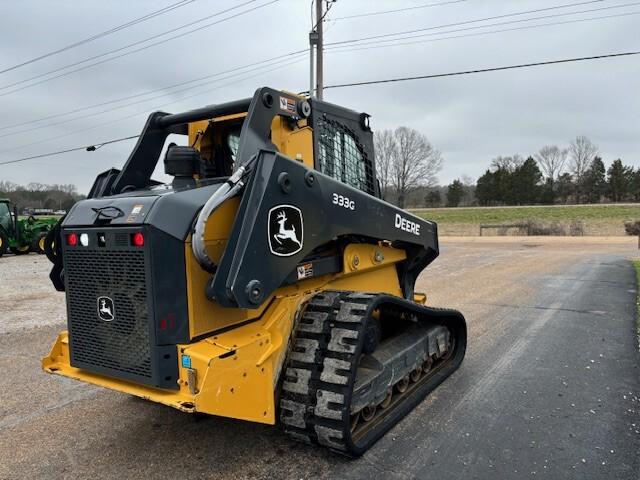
<box><xmin>410</xmin><ymin>204</ymin><xmax>640</xmax><ymax>236</ymax></box>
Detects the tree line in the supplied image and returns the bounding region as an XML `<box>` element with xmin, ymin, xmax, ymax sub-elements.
<box><xmin>374</xmin><ymin>130</ymin><xmax>639</xmax><ymax>208</ymax></box>
<box><xmin>0</xmin><ymin>181</ymin><xmax>84</xmax><ymax>211</ymax></box>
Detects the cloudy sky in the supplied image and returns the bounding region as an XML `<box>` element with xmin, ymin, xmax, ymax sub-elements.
<box><xmin>0</xmin><ymin>0</ymin><xmax>638</xmax><ymax>192</ymax></box>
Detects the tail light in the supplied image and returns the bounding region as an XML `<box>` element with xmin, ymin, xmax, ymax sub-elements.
<box><xmin>66</xmin><ymin>233</ymin><xmax>78</xmax><ymax>246</ymax></box>
<box><xmin>131</xmin><ymin>232</ymin><xmax>145</xmax><ymax>247</ymax></box>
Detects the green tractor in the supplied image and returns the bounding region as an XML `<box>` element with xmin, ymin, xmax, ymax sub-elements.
<box><xmin>0</xmin><ymin>199</ymin><xmax>58</xmax><ymax>257</ymax></box>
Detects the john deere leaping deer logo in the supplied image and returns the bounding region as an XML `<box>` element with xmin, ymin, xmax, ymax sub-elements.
<box><xmin>97</xmin><ymin>296</ymin><xmax>115</xmax><ymax>322</ymax></box>
<box><xmin>268</xmin><ymin>205</ymin><xmax>303</xmax><ymax>256</ymax></box>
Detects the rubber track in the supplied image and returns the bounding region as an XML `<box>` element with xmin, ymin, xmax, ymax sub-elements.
<box><xmin>279</xmin><ymin>290</ymin><xmax>467</xmax><ymax>457</ymax></box>
<box><xmin>279</xmin><ymin>290</ymin><xmax>372</xmax><ymax>454</ymax></box>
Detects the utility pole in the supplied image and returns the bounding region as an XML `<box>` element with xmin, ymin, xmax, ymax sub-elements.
<box><xmin>309</xmin><ymin>30</ymin><xmax>317</xmax><ymax>98</ymax></box>
<box><xmin>315</xmin><ymin>0</ymin><xmax>324</xmax><ymax>100</ymax></box>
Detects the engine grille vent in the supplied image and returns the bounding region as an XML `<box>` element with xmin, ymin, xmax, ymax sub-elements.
<box><xmin>65</xmin><ymin>248</ymin><xmax>151</xmax><ymax>379</ymax></box>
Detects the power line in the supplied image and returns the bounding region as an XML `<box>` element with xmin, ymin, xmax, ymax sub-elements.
<box><xmin>326</xmin><ymin>1</ymin><xmax>640</xmax><ymax>51</ymax></box>
<box><xmin>1</xmin><ymin>3</ymin><xmax>636</xmax><ymax>143</ymax></box>
<box><xmin>0</xmin><ymin>0</ymin><xmax>277</xmax><ymax>97</ymax></box>
<box><xmin>325</xmin><ymin>0</ymin><xmax>606</xmax><ymax>47</ymax></box>
<box><xmin>0</xmin><ymin>55</ymin><xmax>307</xmax><ymax>165</ymax></box>
<box><xmin>5</xmin><ymin>50</ymin><xmax>638</xmax><ymax>166</ymax></box>
<box><xmin>0</xmin><ymin>51</ymin><xmax>308</xmax><ymax>140</ymax></box>
<box><xmin>0</xmin><ymin>54</ymin><xmax>307</xmax><ymax>156</ymax></box>
<box><xmin>0</xmin><ymin>48</ymin><xmax>307</xmax><ymax>133</ymax></box>
<box><xmin>0</xmin><ymin>0</ymin><xmax>195</xmax><ymax>75</ymax></box>
<box><xmin>3</xmin><ymin>2</ymin><xmax>633</xmax><ymax>136</ymax></box>
<box><xmin>328</xmin><ymin>0</ymin><xmax>468</xmax><ymax>21</ymax></box>
<box><xmin>0</xmin><ymin>135</ymin><xmax>140</xmax><ymax>166</ymax></box>
<box><xmin>328</xmin><ymin>11</ymin><xmax>640</xmax><ymax>54</ymax></box>
<box><xmin>0</xmin><ymin>7</ymin><xmax>635</xmax><ymax>145</ymax></box>
<box><xmin>323</xmin><ymin>51</ymin><xmax>640</xmax><ymax>90</ymax></box>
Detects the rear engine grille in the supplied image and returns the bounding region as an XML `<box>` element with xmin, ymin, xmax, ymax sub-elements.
<box><xmin>65</xmin><ymin>248</ymin><xmax>151</xmax><ymax>379</ymax></box>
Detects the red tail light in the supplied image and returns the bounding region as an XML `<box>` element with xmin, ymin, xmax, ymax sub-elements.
<box><xmin>131</xmin><ymin>232</ymin><xmax>145</xmax><ymax>247</ymax></box>
<box><xmin>66</xmin><ymin>233</ymin><xmax>78</xmax><ymax>246</ymax></box>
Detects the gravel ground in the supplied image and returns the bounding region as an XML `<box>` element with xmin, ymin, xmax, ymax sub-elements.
<box><xmin>0</xmin><ymin>237</ymin><xmax>638</xmax><ymax>479</ymax></box>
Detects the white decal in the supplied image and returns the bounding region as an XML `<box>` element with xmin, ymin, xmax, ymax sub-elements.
<box><xmin>274</xmin><ymin>211</ymin><xmax>302</xmax><ymax>247</ymax></box>
<box><xmin>332</xmin><ymin>193</ymin><xmax>356</xmax><ymax>211</ymax></box>
<box><xmin>268</xmin><ymin>205</ymin><xmax>304</xmax><ymax>257</ymax></box>
<box><xmin>97</xmin><ymin>296</ymin><xmax>115</xmax><ymax>321</ymax></box>
<box><xmin>395</xmin><ymin>213</ymin><xmax>421</xmax><ymax>236</ymax></box>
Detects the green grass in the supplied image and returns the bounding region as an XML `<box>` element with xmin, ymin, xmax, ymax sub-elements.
<box><xmin>410</xmin><ymin>204</ymin><xmax>640</xmax><ymax>235</ymax></box>
<box><xmin>411</xmin><ymin>204</ymin><xmax>639</xmax><ymax>224</ymax></box>
<box><xmin>633</xmin><ymin>260</ymin><xmax>640</xmax><ymax>350</ymax></box>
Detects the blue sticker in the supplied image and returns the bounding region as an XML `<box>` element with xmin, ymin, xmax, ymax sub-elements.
<box><xmin>181</xmin><ymin>355</ymin><xmax>191</xmax><ymax>369</ymax></box>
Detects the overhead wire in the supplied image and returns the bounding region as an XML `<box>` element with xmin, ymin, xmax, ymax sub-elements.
<box><xmin>2</xmin><ymin>2</ymin><xmax>636</xmax><ymax>137</ymax></box>
<box><xmin>0</xmin><ymin>50</ymin><xmax>308</xmax><ymax>139</ymax></box>
<box><xmin>0</xmin><ymin>48</ymin><xmax>307</xmax><ymax>133</ymax></box>
<box><xmin>0</xmin><ymin>0</ymin><xmax>618</xmax><ymax>132</ymax></box>
<box><xmin>0</xmin><ymin>0</ymin><xmax>196</xmax><ymax>74</ymax></box>
<box><xmin>0</xmin><ymin>0</ymin><xmax>278</xmax><ymax>97</ymax></box>
<box><xmin>328</xmin><ymin>0</ymin><xmax>468</xmax><ymax>21</ymax></box>
<box><xmin>4</xmin><ymin>50</ymin><xmax>639</xmax><ymax>166</ymax></box>
<box><xmin>0</xmin><ymin>54</ymin><xmax>307</xmax><ymax>161</ymax></box>
<box><xmin>325</xmin><ymin>0</ymin><xmax>608</xmax><ymax>47</ymax></box>
<box><xmin>328</xmin><ymin>10</ymin><xmax>640</xmax><ymax>54</ymax></box>
<box><xmin>322</xmin><ymin>51</ymin><xmax>640</xmax><ymax>90</ymax></box>
<box><xmin>0</xmin><ymin>135</ymin><xmax>140</xmax><ymax>166</ymax></box>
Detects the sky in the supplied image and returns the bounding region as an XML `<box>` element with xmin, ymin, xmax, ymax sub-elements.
<box><xmin>0</xmin><ymin>0</ymin><xmax>638</xmax><ymax>193</ymax></box>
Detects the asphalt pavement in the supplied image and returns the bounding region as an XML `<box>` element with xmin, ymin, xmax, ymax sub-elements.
<box><xmin>0</xmin><ymin>238</ymin><xmax>638</xmax><ymax>479</ymax></box>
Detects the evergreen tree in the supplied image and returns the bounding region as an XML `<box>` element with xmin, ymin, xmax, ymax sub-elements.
<box><xmin>511</xmin><ymin>156</ymin><xmax>542</xmax><ymax>204</ymax></box>
<box><xmin>582</xmin><ymin>156</ymin><xmax>606</xmax><ymax>203</ymax></box>
<box><xmin>475</xmin><ymin>169</ymin><xmax>496</xmax><ymax>206</ymax></box>
<box><xmin>555</xmin><ymin>173</ymin><xmax>574</xmax><ymax>204</ymax></box>
<box><xmin>607</xmin><ymin>159</ymin><xmax>633</xmax><ymax>202</ymax></box>
<box><xmin>424</xmin><ymin>190</ymin><xmax>441</xmax><ymax>207</ymax></box>
<box><xmin>539</xmin><ymin>178</ymin><xmax>555</xmax><ymax>204</ymax></box>
<box><xmin>493</xmin><ymin>166</ymin><xmax>513</xmax><ymax>204</ymax></box>
<box><xmin>446</xmin><ymin>180</ymin><xmax>465</xmax><ymax>207</ymax></box>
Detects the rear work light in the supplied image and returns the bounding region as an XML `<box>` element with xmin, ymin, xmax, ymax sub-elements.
<box><xmin>79</xmin><ymin>233</ymin><xmax>89</xmax><ymax>247</ymax></box>
<box><xmin>66</xmin><ymin>233</ymin><xmax>78</xmax><ymax>246</ymax></box>
<box><xmin>131</xmin><ymin>232</ymin><xmax>145</xmax><ymax>247</ymax></box>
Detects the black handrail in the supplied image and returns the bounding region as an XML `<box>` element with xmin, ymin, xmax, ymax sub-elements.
<box><xmin>155</xmin><ymin>98</ymin><xmax>252</xmax><ymax>129</ymax></box>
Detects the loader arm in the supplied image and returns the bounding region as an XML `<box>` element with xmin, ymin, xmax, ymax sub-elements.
<box><xmin>210</xmin><ymin>150</ymin><xmax>439</xmax><ymax>308</ymax></box>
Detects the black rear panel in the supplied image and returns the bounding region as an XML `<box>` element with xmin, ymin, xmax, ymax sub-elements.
<box><xmin>63</xmin><ymin>227</ymin><xmax>181</xmax><ymax>389</ymax></box>
<box><xmin>66</xmin><ymin>246</ymin><xmax>152</xmax><ymax>379</ymax></box>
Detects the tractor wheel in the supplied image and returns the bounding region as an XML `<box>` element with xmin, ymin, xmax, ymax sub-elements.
<box><xmin>10</xmin><ymin>244</ymin><xmax>31</xmax><ymax>255</ymax></box>
<box><xmin>0</xmin><ymin>230</ymin><xmax>7</xmax><ymax>257</ymax></box>
<box><xmin>33</xmin><ymin>232</ymin><xmax>47</xmax><ymax>254</ymax></box>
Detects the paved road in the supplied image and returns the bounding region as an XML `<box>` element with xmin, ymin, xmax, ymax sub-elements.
<box><xmin>0</xmin><ymin>238</ymin><xmax>638</xmax><ymax>479</ymax></box>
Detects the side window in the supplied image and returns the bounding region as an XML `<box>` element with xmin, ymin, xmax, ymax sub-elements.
<box><xmin>317</xmin><ymin>118</ymin><xmax>374</xmax><ymax>194</ymax></box>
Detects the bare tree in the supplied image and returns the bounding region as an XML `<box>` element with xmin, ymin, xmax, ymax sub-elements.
<box><xmin>490</xmin><ymin>154</ymin><xmax>524</xmax><ymax>172</ymax></box>
<box><xmin>391</xmin><ymin>127</ymin><xmax>442</xmax><ymax>208</ymax></box>
<box><xmin>0</xmin><ymin>181</ymin><xmax>19</xmax><ymax>192</ymax></box>
<box><xmin>535</xmin><ymin>145</ymin><xmax>568</xmax><ymax>181</ymax></box>
<box><xmin>569</xmin><ymin>135</ymin><xmax>598</xmax><ymax>202</ymax></box>
<box><xmin>373</xmin><ymin>130</ymin><xmax>396</xmax><ymax>201</ymax></box>
<box><xmin>27</xmin><ymin>182</ymin><xmax>47</xmax><ymax>192</ymax></box>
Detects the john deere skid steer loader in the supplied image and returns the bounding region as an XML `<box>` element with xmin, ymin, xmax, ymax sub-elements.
<box><xmin>43</xmin><ymin>87</ymin><xmax>466</xmax><ymax>456</ymax></box>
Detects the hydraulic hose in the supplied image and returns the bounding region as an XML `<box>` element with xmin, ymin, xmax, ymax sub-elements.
<box><xmin>191</xmin><ymin>164</ymin><xmax>248</xmax><ymax>272</ymax></box>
